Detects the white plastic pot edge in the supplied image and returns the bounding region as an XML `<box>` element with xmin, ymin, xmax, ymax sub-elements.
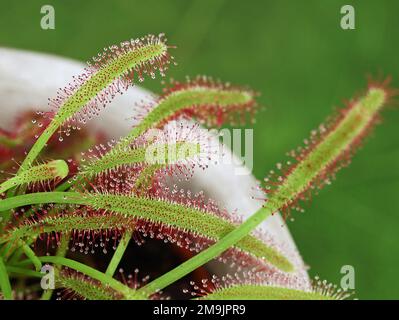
<box><xmin>0</xmin><ymin>47</ymin><xmax>309</xmax><ymax>284</ymax></box>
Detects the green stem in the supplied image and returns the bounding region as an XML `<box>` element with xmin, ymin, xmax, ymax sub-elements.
<box><xmin>11</xmin><ymin>260</ymin><xmax>36</xmax><ymax>268</ymax></box>
<box><xmin>135</xmin><ymin>206</ymin><xmax>273</xmax><ymax>298</ymax></box>
<box><xmin>0</xmin><ymin>256</ymin><xmax>12</xmax><ymax>300</ymax></box>
<box><xmin>105</xmin><ymin>232</ymin><xmax>131</xmax><ymax>277</ymax></box>
<box><xmin>41</xmin><ymin>232</ymin><xmax>70</xmax><ymax>300</ymax></box>
<box><xmin>55</xmin><ymin>177</ymin><xmax>82</xmax><ymax>192</ymax></box>
<box><xmin>0</xmin><ymin>242</ymin><xmax>12</xmax><ymax>258</ymax></box>
<box><xmin>18</xmin><ymin>122</ymin><xmax>59</xmax><ymax>173</ymax></box>
<box><xmin>20</xmin><ymin>240</ymin><xmax>42</xmax><ymax>271</ymax></box>
<box><xmin>0</xmin><ymin>191</ymin><xmax>276</xmax><ymax>298</ymax></box>
<box><xmin>38</xmin><ymin>256</ymin><xmax>137</xmax><ymax>299</ymax></box>
<box><xmin>7</xmin><ymin>266</ymin><xmax>43</xmax><ymax>278</ymax></box>
<box><xmin>56</xmin><ymin>233</ymin><xmax>71</xmax><ymax>259</ymax></box>
<box><xmin>0</xmin><ymin>192</ymin><xmax>84</xmax><ymax>212</ymax></box>
<box><xmin>0</xmin><ymin>192</ymin><xmax>291</xmax><ymax>271</ymax></box>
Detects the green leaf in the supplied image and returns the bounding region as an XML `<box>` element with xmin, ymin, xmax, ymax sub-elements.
<box><xmin>118</xmin><ymin>76</ymin><xmax>258</xmax><ymax>148</ymax></box>
<box><xmin>19</xmin><ymin>34</ymin><xmax>171</xmax><ymax>173</ymax></box>
<box><xmin>0</xmin><ymin>160</ymin><xmax>69</xmax><ymax>193</ymax></box>
<box><xmin>87</xmin><ymin>193</ymin><xmax>293</xmax><ymax>272</ymax></box>
<box><xmin>199</xmin><ymin>284</ymin><xmax>349</xmax><ymax>300</ymax></box>
<box><xmin>58</xmin><ymin>270</ymin><xmax>120</xmax><ymax>300</ymax></box>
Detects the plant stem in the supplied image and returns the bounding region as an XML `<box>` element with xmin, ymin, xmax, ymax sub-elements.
<box><xmin>0</xmin><ymin>256</ymin><xmax>12</xmax><ymax>300</ymax></box>
<box><xmin>0</xmin><ymin>192</ymin><xmax>84</xmax><ymax>212</ymax></box>
<box><xmin>20</xmin><ymin>240</ymin><xmax>42</xmax><ymax>271</ymax></box>
<box><xmin>105</xmin><ymin>232</ymin><xmax>131</xmax><ymax>276</ymax></box>
<box><xmin>57</xmin><ymin>233</ymin><xmax>71</xmax><ymax>259</ymax></box>
<box><xmin>135</xmin><ymin>206</ymin><xmax>274</xmax><ymax>298</ymax></box>
<box><xmin>7</xmin><ymin>266</ymin><xmax>43</xmax><ymax>278</ymax></box>
<box><xmin>18</xmin><ymin>122</ymin><xmax>59</xmax><ymax>173</ymax></box>
<box><xmin>0</xmin><ymin>242</ymin><xmax>13</xmax><ymax>259</ymax></box>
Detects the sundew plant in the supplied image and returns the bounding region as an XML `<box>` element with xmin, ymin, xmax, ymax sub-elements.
<box><xmin>0</xmin><ymin>33</ymin><xmax>395</xmax><ymax>300</ymax></box>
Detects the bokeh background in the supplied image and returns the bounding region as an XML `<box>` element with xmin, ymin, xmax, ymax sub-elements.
<box><xmin>1</xmin><ymin>0</ymin><xmax>398</xmax><ymax>299</ymax></box>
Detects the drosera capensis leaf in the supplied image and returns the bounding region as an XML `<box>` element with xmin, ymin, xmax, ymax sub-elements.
<box><xmin>105</xmin><ymin>233</ymin><xmax>131</xmax><ymax>277</ymax></box>
<box><xmin>6</xmin><ymin>266</ymin><xmax>43</xmax><ymax>278</ymax></box>
<box><xmin>260</xmin><ymin>81</ymin><xmax>395</xmax><ymax>218</ymax></box>
<box><xmin>101</xmin><ymin>80</ymin><xmax>258</xmax><ymax>284</ymax></box>
<box><xmin>80</xmin><ymin>122</ymin><xmax>216</xmax><ymax>198</ymax></box>
<box><xmin>56</xmin><ymin>121</ymin><xmax>210</xmax><ymax>193</ymax></box>
<box><xmin>57</xmin><ymin>269</ymin><xmax>120</xmax><ymax>300</ymax></box>
<box><xmin>62</xmin><ymin>77</ymin><xmax>256</xmax><ymax>189</ymax></box>
<box><xmin>36</xmin><ymin>256</ymin><xmax>137</xmax><ymax>299</ymax></box>
<box><xmin>79</xmin><ymin>142</ymin><xmax>201</xmax><ymax>178</ymax></box>
<box><xmin>56</xmin><ymin>268</ymin><xmax>166</xmax><ymax>300</ymax></box>
<box><xmin>19</xmin><ymin>34</ymin><xmax>173</xmax><ymax>173</ymax></box>
<box><xmin>135</xmin><ymin>80</ymin><xmax>394</xmax><ymax>298</ymax></box>
<box><xmin>198</xmin><ymin>284</ymin><xmax>348</xmax><ymax>300</ymax></box>
<box><xmin>86</xmin><ymin>193</ymin><xmax>292</xmax><ymax>272</ymax></box>
<box><xmin>0</xmin><ymin>160</ymin><xmax>69</xmax><ymax>194</ymax></box>
<box><xmin>0</xmin><ymin>191</ymin><xmax>293</xmax><ymax>272</ymax></box>
<box><xmin>188</xmin><ymin>272</ymin><xmax>352</xmax><ymax>300</ymax></box>
<box><xmin>117</xmin><ymin>76</ymin><xmax>258</xmax><ymax>149</ymax></box>
<box><xmin>0</xmin><ymin>209</ymin><xmax>136</xmax><ymax>248</ymax></box>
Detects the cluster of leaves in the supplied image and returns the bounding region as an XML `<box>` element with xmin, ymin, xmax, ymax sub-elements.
<box><xmin>0</xmin><ymin>33</ymin><xmax>394</xmax><ymax>300</ymax></box>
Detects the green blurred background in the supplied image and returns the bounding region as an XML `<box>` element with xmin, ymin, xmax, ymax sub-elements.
<box><xmin>1</xmin><ymin>0</ymin><xmax>398</xmax><ymax>299</ymax></box>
